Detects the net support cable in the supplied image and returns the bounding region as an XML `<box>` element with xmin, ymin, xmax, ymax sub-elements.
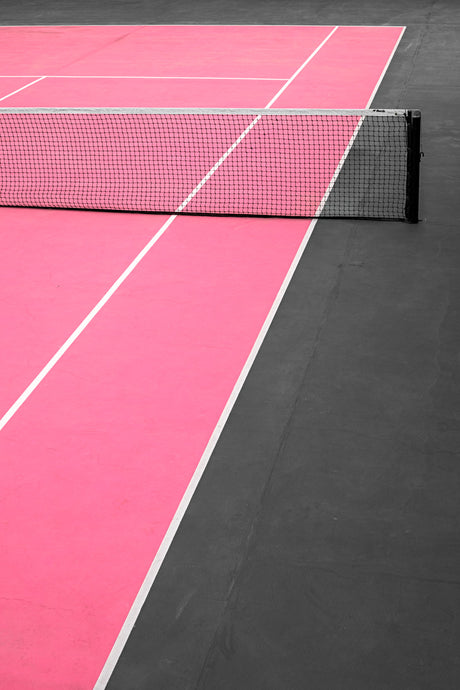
<box><xmin>0</xmin><ymin>107</ymin><xmax>422</xmax><ymax>222</ymax></box>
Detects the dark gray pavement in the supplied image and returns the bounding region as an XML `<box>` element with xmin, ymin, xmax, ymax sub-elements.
<box><xmin>2</xmin><ymin>2</ymin><xmax>459</xmax><ymax>689</ymax></box>
<box><xmin>0</xmin><ymin>0</ymin><xmax>459</xmax><ymax>28</ymax></box>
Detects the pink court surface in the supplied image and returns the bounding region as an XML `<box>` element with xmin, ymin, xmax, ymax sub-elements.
<box><xmin>0</xmin><ymin>25</ymin><xmax>405</xmax><ymax>690</ymax></box>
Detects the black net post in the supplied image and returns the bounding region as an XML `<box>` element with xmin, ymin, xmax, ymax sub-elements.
<box><xmin>405</xmin><ymin>109</ymin><xmax>421</xmax><ymax>223</ymax></box>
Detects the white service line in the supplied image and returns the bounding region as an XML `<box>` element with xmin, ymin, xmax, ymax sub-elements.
<box><xmin>0</xmin><ymin>74</ymin><xmax>287</xmax><ymax>80</ymax></box>
<box><xmin>0</xmin><ymin>75</ymin><xmax>46</xmax><ymax>102</ymax></box>
<box><xmin>93</xmin><ymin>26</ymin><xmax>339</xmax><ymax>690</ymax></box>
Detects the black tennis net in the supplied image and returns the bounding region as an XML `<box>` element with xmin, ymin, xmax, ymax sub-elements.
<box><xmin>0</xmin><ymin>107</ymin><xmax>421</xmax><ymax>222</ymax></box>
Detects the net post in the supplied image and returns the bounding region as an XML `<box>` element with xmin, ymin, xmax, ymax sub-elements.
<box><xmin>405</xmin><ymin>109</ymin><xmax>421</xmax><ymax>223</ymax></box>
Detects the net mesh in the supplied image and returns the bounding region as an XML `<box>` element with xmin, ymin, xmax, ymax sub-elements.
<box><xmin>0</xmin><ymin>108</ymin><xmax>412</xmax><ymax>220</ymax></box>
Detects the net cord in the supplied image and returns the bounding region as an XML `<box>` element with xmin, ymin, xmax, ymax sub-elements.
<box><xmin>0</xmin><ymin>107</ymin><xmax>408</xmax><ymax>117</ymax></box>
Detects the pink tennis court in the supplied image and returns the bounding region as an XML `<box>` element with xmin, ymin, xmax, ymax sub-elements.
<box><xmin>1</xmin><ymin>24</ymin><xmax>406</xmax><ymax>690</ymax></box>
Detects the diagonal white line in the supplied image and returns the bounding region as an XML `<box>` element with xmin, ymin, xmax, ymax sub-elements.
<box><xmin>92</xmin><ymin>27</ymin><xmax>340</xmax><ymax>690</ymax></box>
<box><xmin>172</xmin><ymin>26</ymin><xmax>339</xmax><ymax>215</ymax></box>
<box><xmin>0</xmin><ymin>26</ymin><xmax>338</xmax><ymax>434</ymax></box>
<box><xmin>265</xmin><ymin>25</ymin><xmax>338</xmax><ymax>108</ymax></box>
<box><xmin>304</xmin><ymin>26</ymin><xmax>407</xmax><ymax>220</ymax></box>
<box><xmin>0</xmin><ymin>76</ymin><xmax>47</xmax><ymax>102</ymax></box>
<box><xmin>94</xmin><ymin>25</ymin><xmax>406</xmax><ymax>690</ymax></box>
<box><xmin>0</xmin><ymin>216</ymin><xmax>176</xmax><ymax>432</ymax></box>
<box><xmin>174</xmin><ymin>115</ymin><xmax>262</xmax><ymax>211</ymax></box>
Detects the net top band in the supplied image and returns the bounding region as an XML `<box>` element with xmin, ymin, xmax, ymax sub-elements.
<box><xmin>0</xmin><ymin>107</ymin><xmax>410</xmax><ymax>117</ymax></box>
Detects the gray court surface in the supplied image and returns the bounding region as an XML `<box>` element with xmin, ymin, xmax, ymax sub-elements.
<box><xmin>2</xmin><ymin>1</ymin><xmax>460</xmax><ymax>688</ymax></box>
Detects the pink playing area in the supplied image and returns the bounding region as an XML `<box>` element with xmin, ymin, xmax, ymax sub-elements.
<box><xmin>0</xmin><ymin>112</ymin><xmax>361</xmax><ymax>216</ymax></box>
<box><xmin>0</xmin><ymin>25</ymin><xmax>404</xmax><ymax>690</ymax></box>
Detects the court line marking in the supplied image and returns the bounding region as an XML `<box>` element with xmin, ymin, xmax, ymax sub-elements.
<box><xmin>0</xmin><ymin>20</ymin><xmax>404</xmax><ymax>686</ymax></box>
<box><xmin>93</xmin><ymin>225</ymin><xmax>319</xmax><ymax>690</ymax></box>
<box><xmin>94</xmin><ymin>24</ymin><xmax>406</xmax><ymax>689</ymax></box>
<box><xmin>0</xmin><ymin>76</ymin><xmax>47</xmax><ymax>102</ymax></box>
<box><xmin>162</xmin><ymin>24</ymin><xmax>343</xmax><ymax>213</ymax></box>
<box><xmin>263</xmin><ymin>27</ymin><xmax>337</xmax><ymax>107</ymax></box>
<box><xmin>364</xmin><ymin>25</ymin><xmax>406</xmax><ymax>105</ymax></box>
<box><xmin>314</xmin><ymin>28</ymin><xmax>407</xmax><ymax>216</ymax></box>
<box><xmin>0</xmin><ymin>24</ymin><xmax>338</xmax><ymax>435</ymax></box>
<box><xmin>174</xmin><ymin>26</ymin><xmax>340</xmax><ymax>212</ymax></box>
<box><xmin>0</xmin><ymin>215</ymin><xmax>177</xmax><ymax>432</ymax></box>
<box><xmin>93</xmin><ymin>26</ymin><xmax>340</xmax><ymax>690</ymax></box>
<box><xmin>0</xmin><ymin>75</ymin><xmax>287</xmax><ymax>81</ymax></box>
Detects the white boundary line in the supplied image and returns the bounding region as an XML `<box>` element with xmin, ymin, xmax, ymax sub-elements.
<box><xmin>93</xmin><ymin>27</ymin><xmax>342</xmax><ymax>690</ymax></box>
<box><xmin>0</xmin><ymin>75</ymin><xmax>287</xmax><ymax>80</ymax></box>
<box><xmin>0</xmin><ymin>76</ymin><xmax>47</xmax><ymax>102</ymax></box>
<box><xmin>95</xmin><ymin>222</ymin><xmax>319</xmax><ymax>690</ymax></box>
<box><xmin>311</xmin><ymin>23</ymin><xmax>406</xmax><ymax>217</ymax></box>
<box><xmin>0</xmin><ymin>216</ymin><xmax>177</xmax><ymax>432</ymax></box>
<box><xmin>265</xmin><ymin>27</ymin><xmax>338</xmax><ymax>107</ymax></box>
<box><xmin>93</xmin><ymin>25</ymin><xmax>406</xmax><ymax>689</ymax></box>
<box><xmin>365</xmin><ymin>25</ymin><xmax>406</xmax><ymax>106</ymax></box>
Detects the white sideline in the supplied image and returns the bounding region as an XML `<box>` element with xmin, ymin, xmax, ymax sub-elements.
<box><xmin>93</xmin><ymin>26</ymin><xmax>340</xmax><ymax>690</ymax></box>
<box><xmin>94</xmin><ymin>25</ymin><xmax>406</xmax><ymax>690</ymax></box>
